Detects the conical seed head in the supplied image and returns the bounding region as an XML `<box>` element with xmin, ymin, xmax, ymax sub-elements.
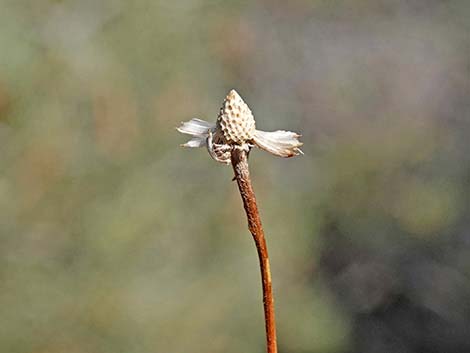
<box><xmin>216</xmin><ymin>89</ymin><xmax>256</xmax><ymax>145</ymax></box>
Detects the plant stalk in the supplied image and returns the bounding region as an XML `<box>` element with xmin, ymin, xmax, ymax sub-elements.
<box><xmin>231</xmin><ymin>148</ymin><xmax>278</xmax><ymax>353</ymax></box>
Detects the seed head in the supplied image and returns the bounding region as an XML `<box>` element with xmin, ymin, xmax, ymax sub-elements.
<box><xmin>216</xmin><ymin>90</ymin><xmax>256</xmax><ymax>145</ymax></box>
<box><xmin>177</xmin><ymin>89</ymin><xmax>303</xmax><ymax>164</ymax></box>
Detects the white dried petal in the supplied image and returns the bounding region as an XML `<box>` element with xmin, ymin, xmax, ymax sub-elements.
<box><xmin>181</xmin><ymin>136</ymin><xmax>207</xmax><ymax>148</ymax></box>
<box><xmin>253</xmin><ymin>129</ymin><xmax>303</xmax><ymax>158</ymax></box>
<box><xmin>177</xmin><ymin>118</ymin><xmax>215</xmax><ymax>148</ymax></box>
<box><xmin>177</xmin><ymin>118</ymin><xmax>215</xmax><ymax>137</ymax></box>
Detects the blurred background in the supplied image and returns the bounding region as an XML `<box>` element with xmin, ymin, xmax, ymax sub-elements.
<box><xmin>1</xmin><ymin>1</ymin><xmax>470</xmax><ymax>352</ymax></box>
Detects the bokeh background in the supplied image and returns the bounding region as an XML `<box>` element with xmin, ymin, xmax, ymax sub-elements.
<box><xmin>1</xmin><ymin>1</ymin><xmax>470</xmax><ymax>352</ymax></box>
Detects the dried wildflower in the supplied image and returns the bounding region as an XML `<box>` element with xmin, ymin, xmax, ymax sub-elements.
<box><xmin>177</xmin><ymin>89</ymin><xmax>303</xmax><ymax>353</ymax></box>
<box><xmin>177</xmin><ymin>89</ymin><xmax>302</xmax><ymax>164</ymax></box>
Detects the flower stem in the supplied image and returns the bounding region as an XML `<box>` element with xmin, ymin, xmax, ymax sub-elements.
<box><xmin>231</xmin><ymin>148</ymin><xmax>277</xmax><ymax>353</ymax></box>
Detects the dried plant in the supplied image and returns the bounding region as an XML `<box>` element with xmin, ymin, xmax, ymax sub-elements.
<box><xmin>178</xmin><ymin>89</ymin><xmax>302</xmax><ymax>353</ymax></box>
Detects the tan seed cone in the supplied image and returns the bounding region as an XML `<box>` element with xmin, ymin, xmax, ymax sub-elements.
<box><xmin>216</xmin><ymin>89</ymin><xmax>256</xmax><ymax>145</ymax></box>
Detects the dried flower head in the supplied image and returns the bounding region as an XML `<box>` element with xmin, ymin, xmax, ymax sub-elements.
<box><xmin>177</xmin><ymin>89</ymin><xmax>303</xmax><ymax>164</ymax></box>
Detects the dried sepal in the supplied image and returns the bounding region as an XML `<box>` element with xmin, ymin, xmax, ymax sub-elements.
<box><xmin>207</xmin><ymin>131</ymin><xmax>232</xmax><ymax>164</ymax></box>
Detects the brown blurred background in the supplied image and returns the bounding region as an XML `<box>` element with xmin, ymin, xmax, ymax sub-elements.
<box><xmin>1</xmin><ymin>1</ymin><xmax>470</xmax><ymax>352</ymax></box>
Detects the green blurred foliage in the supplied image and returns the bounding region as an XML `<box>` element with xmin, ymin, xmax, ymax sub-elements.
<box><xmin>1</xmin><ymin>0</ymin><xmax>470</xmax><ymax>352</ymax></box>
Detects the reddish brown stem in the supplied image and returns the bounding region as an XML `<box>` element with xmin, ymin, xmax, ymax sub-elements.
<box><xmin>231</xmin><ymin>148</ymin><xmax>277</xmax><ymax>353</ymax></box>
